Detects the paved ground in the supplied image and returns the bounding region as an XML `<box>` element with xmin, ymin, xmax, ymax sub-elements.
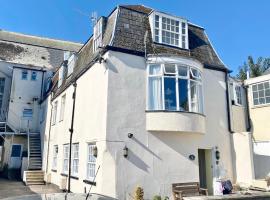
<box><xmin>0</xmin><ymin>178</ymin><xmax>63</xmax><ymax>199</ymax></box>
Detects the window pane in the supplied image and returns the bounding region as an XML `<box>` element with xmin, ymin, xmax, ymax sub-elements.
<box><xmin>258</xmin><ymin>83</ymin><xmax>264</xmax><ymax>90</ymax></box>
<box><xmin>265</xmin><ymin>89</ymin><xmax>270</xmax><ymax>97</ymax></box>
<box><xmin>178</xmin><ymin>66</ymin><xmax>188</xmax><ymax>77</ymax></box>
<box><xmin>252</xmin><ymin>84</ymin><xmax>258</xmax><ymax>91</ymax></box>
<box><xmin>266</xmin><ymin>97</ymin><xmax>270</xmax><ymax>104</ymax></box>
<box><xmin>178</xmin><ymin>79</ymin><xmax>188</xmax><ymax>111</ymax></box>
<box><xmin>259</xmin><ymin>98</ymin><xmax>265</xmax><ymax>104</ymax></box>
<box><xmin>259</xmin><ymin>90</ymin><xmax>264</xmax><ymax>98</ymax></box>
<box><xmin>253</xmin><ymin>92</ymin><xmax>258</xmax><ymax>99</ymax></box>
<box><xmin>190</xmin><ymin>81</ymin><xmax>201</xmax><ymax>112</ymax></box>
<box><xmin>149</xmin><ymin>64</ymin><xmax>161</xmax><ymax>75</ymax></box>
<box><xmin>164</xmin><ymin>78</ymin><xmax>177</xmax><ymax>110</ymax></box>
<box><xmin>254</xmin><ymin>99</ymin><xmax>259</xmax><ymax>105</ymax></box>
<box><xmin>164</xmin><ymin>64</ymin><xmax>176</xmax><ymax>74</ymax></box>
<box><xmin>264</xmin><ymin>82</ymin><xmax>270</xmax><ymax>89</ymax></box>
<box><xmin>148</xmin><ymin>77</ymin><xmax>163</xmax><ymax>110</ymax></box>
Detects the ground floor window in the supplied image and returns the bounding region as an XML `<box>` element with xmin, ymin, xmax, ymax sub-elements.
<box><xmin>62</xmin><ymin>144</ymin><xmax>69</xmax><ymax>174</ymax></box>
<box><xmin>86</xmin><ymin>144</ymin><xmax>96</xmax><ymax>181</ymax></box>
<box><xmin>52</xmin><ymin>145</ymin><xmax>58</xmax><ymax>170</ymax></box>
<box><xmin>71</xmin><ymin>143</ymin><xmax>79</xmax><ymax>176</ymax></box>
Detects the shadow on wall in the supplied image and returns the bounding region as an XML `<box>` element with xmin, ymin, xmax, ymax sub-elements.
<box><xmin>127</xmin><ymin>149</ymin><xmax>150</xmax><ymax>172</ymax></box>
<box><xmin>253</xmin><ymin>153</ymin><xmax>270</xmax><ymax>179</ymax></box>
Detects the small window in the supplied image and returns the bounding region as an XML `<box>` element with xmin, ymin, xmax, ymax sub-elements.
<box><xmin>52</xmin><ymin>145</ymin><xmax>58</xmax><ymax>170</ymax></box>
<box><xmin>31</xmin><ymin>71</ymin><xmax>37</xmax><ymax>81</ymax></box>
<box><xmin>52</xmin><ymin>101</ymin><xmax>58</xmax><ymax>125</ymax></box>
<box><xmin>234</xmin><ymin>85</ymin><xmax>243</xmax><ymax>105</ymax></box>
<box><xmin>67</xmin><ymin>54</ymin><xmax>76</xmax><ymax>77</ymax></box>
<box><xmin>59</xmin><ymin>95</ymin><xmax>66</xmax><ymax>121</ymax></box>
<box><xmin>252</xmin><ymin>81</ymin><xmax>270</xmax><ymax>106</ymax></box>
<box><xmin>151</xmin><ymin>12</ymin><xmax>188</xmax><ymax>49</ymax></box>
<box><xmin>93</xmin><ymin>18</ymin><xmax>103</xmax><ymax>52</ymax></box>
<box><xmin>86</xmin><ymin>144</ymin><xmax>96</xmax><ymax>181</ymax></box>
<box><xmin>22</xmin><ymin>70</ymin><xmax>28</xmax><ymax>80</ymax></box>
<box><xmin>22</xmin><ymin>108</ymin><xmax>33</xmax><ymax>119</ymax></box>
<box><xmin>63</xmin><ymin>144</ymin><xmax>69</xmax><ymax>174</ymax></box>
<box><xmin>71</xmin><ymin>143</ymin><xmax>79</xmax><ymax>176</ymax></box>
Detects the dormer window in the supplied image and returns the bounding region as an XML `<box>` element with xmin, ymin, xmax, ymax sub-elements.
<box><xmin>150</xmin><ymin>12</ymin><xmax>188</xmax><ymax>49</ymax></box>
<box><xmin>67</xmin><ymin>54</ymin><xmax>76</xmax><ymax>77</ymax></box>
<box><xmin>93</xmin><ymin>18</ymin><xmax>104</xmax><ymax>52</ymax></box>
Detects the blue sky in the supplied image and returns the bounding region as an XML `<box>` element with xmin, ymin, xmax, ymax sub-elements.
<box><xmin>1</xmin><ymin>0</ymin><xmax>269</xmax><ymax>75</ymax></box>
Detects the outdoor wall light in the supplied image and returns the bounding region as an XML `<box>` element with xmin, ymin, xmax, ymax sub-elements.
<box><xmin>215</xmin><ymin>150</ymin><xmax>220</xmax><ymax>160</ymax></box>
<box><xmin>189</xmin><ymin>154</ymin><xmax>195</xmax><ymax>161</ymax></box>
<box><xmin>128</xmin><ymin>133</ymin><xmax>133</xmax><ymax>138</ymax></box>
<box><xmin>93</xmin><ymin>146</ymin><xmax>98</xmax><ymax>157</ymax></box>
<box><xmin>123</xmin><ymin>146</ymin><xmax>128</xmax><ymax>158</ymax></box>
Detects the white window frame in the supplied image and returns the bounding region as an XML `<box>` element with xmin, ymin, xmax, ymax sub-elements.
<box><xmin>52</xmin><ymin>101</ymin><xmax>58</xmax><ymax>125</ymax></box>
<box><xmin>52</xmin><ymin>145</ymin><xmax>58</xmax><ymax>170</ymax></box>
<box><xmin>86</xmin><ymin>143</ymin><xmax>96</xmax><ymax>181</ymax></box>
<box><xmin>150</xmin><ymin>11</ymin><xmax>189</xmax><ymax>49</ymax></box>
<box><xmin>59</xmin><ymin>94</ymin><xmax>66</xmax><ymax>122</ymax></box>
<box><xmin>67</xmin><ymin>54</ymin><xmax>76</xmax><ymax>77</ymax></box>
<box><xmin>93</xmin><ymin>19</ymin><xmax>103</xmax><ymax>52</ymax></box>
<box><xmin>251</xmin><ymin>80</ymin><xmax>270</xmax><ymax>107</ymax></box>
<box><xmin>31</xmin><ymin>71</ymin><xmax>37</xmax><ymax>81</ymax></box>
<box><xmin>21</xmin><ymin>70</ymin><xmax>28</xmax><ymax>80</ymax></box>
<box><xmin>147</xmin><ymin>63</ymin><xmax>203</xmax><ymax>114</ymax></box>
<box><xmin>63</xmin><ymin>144</ymin><xmax>69</xmax><ymax>174</ymax></box>
<box><xmin>233</xmin><ymin>83</ymin><xmax>243</xmax><ymax>106</ymax></box>
<box><xmin>71</xmin><ymin>143</ymin><xmax>79</xmax><ymax>177</ymax></box>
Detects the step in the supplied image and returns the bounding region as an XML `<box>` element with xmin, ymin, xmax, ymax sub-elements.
<box><xmin>251</xmin><ymin>179</ymin><xmax>270</xmax><ymax>191</ymax></box>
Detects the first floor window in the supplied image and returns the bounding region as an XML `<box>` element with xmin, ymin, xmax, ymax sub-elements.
<box><xmin>31</xmin><ymin>71</ymin><xmax>37</xmax><ymax>81</ymax></box>
<box><xmin>59</xmin><ymin>94</ymin><xmax>66</xmax><ymax>121</ymax></box>
<box><xmin>71</xmin><ymin>143</ymin><xmax>79</xmax><ymax>176</ymax></box>
<box><xmin>52</xmin><ymin>145</ymin><xmax>58</xmax><ymax>170</ymax></box>
<box><xmin>147</xmin><ymin>63</ymin><xmax>203</xmax><ymax>114</ymax></box>
<box><xmin>21</xmin><ymin>70</ymin><xmax>28</xmax><ymax>80</ymax></box>
<box><xmin>252</xmin><ymin>81</ymin><xmax>270</xmax><ymax>106</ymax></box>
<box><xmin>63</xmin><ymin>144</ymin><xmax>69</xmax><ymax>174</ymax></box>
<box><xmin>52</xmin><ymin>101</ymin><xmax>58</xmax><ymax>125</ymax></box>
<box><xmin>86</xmin><ymin>144</ymin><xmax>96</xmax><ymax>181</ymax></box>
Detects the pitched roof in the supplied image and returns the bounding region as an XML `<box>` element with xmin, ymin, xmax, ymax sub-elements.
<box><xmin>52</xmin><ymin>5</ymin><xmax>228</xmax><ymax>98</ymax></box>
<box><xmin>0</xmin><ymin>30</ymin><xmax>83</xmax><ymax>70</ymax></box>
<box><xmin>0</xmin><ymin>30</ymin><xmax>82</xmax><ymax>51</ymax></box>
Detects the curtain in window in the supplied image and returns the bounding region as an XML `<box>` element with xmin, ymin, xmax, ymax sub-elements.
<box><xmin>190</xmin><ymin>81</ymin><xmax>203</xmax><ymax>113</ymax></box>
<box><xmin>148</xmin><ymin>77</ymin><xmax>163</xmax><ymax>110</ymax></box>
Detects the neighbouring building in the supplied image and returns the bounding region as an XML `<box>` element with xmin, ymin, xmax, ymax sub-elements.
<box><xmin>244</xmin><ymin>72</ymin><xmax>270</xmax><ymax>185</ymax></box>
<box><xmin>41</xmin><ymin>5</ymin><xmax>246</xmax><ymax>199</ymax></box>
<box><xmin>0</xmin><ymin>30</ymin><xmax>82</xmax><ymax>179</ymax></box>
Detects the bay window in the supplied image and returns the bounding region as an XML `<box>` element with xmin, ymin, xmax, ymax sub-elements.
<box><xmin>147</xmin><ymin>63</ymin><xmax>203</xmax><ymax>114</ymax></box>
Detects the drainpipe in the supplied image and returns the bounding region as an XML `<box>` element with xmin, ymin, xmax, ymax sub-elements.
<box><xmin>45</xmin><ymin>100</ymin><xmax>53</xmax><ymax>174</ymax></box>
<box><xmin>244</xmin><ymin>86</ymin><xmax>252</xmax><ymax>132</ymax></box>
<box><xmin>225</xmin><ymin>72</ymin><xmax>234</xmax><ymax>133</ymax></box>
<box><xmin>68</xmin><ymin>82</ymin><xmax>77</xmax><ymax>193</ymax></box>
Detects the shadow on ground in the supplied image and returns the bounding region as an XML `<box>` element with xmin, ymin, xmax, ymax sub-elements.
<box><xmin>0</xmin><ymin>178</ymin><xmax>63</xmax><ymax>199</ymax></box>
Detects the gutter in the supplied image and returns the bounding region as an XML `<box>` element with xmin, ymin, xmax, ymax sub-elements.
<box><xmin>225</xmin><ymin>72</ymin><xmax>234</xmax><ymax>133</ymax></box>
<box><xmin>67</xmin><ymin>82</ymin><xmax>77</xmax><ymax>193</ymax></box>
<box><xmin>244</xmin><ymin>85</ymin><xmax>252</xmax><ymax>132</ymax></box>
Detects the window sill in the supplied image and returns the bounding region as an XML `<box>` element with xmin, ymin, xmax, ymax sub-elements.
<box><xmin>145</xmin><ymin>110</ymin><xmax>205</xmax><ymax>117</ymax></box>
<box><xmin>83</xmin><ymin>179</ymin><xmax>96</xmax><ymax>186</ymax></box>
<box><xmin>153</xmin><ymin>42</ymin><xmax>189</xmax><ymax>51</ymax></box>
<box><xmin>252</xmin><ymin>103</ymin><xmax>270</xmax><ymax>109</ymax></box>
<box><xmin>146</xmin><ymin>111</ymin><xmax>206</xmax><ymax>134</ymax></box>
<box><xmin>51</xmin><ymin>169</ymin><xmax>57</xmax><ymax>172</ymax></box>
<box><xmin>60</xmin><ymin>173</ymin><xmax>79</xmax><ymax>180</ymax></box>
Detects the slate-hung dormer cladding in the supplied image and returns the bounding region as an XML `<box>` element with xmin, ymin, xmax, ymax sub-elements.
<box><xmin>51</xmin><ymin>5</ymin><xmax>228</xmax><ymax>99</ymax></box>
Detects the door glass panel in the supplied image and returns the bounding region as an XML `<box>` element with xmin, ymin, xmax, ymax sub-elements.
<box><xmin>11</xmin><ymin>145</ymin><xmax>21</xmax><ymax>157</ymax></box>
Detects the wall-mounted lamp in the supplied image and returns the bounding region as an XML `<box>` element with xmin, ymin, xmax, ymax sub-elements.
<box><xmin>93</xmin><ymin>146</ymin><xmax>98</xmax><ymax>157</ymax></box>
<box><xmin>215</xmin><ymin>150</ymin><xmax>220</xmax><ymax>160</ymax></box>
<box><xmin>123</xmin><ymin>146</ymin><xmax>128</xmax><ymax>158</ymax></box>
<box><xmin>128</xmin><ymin>133</ymin><xmax>133</xmax><ymax>138</ymax></box>
<box><xmin>189</xmin><ymin>154</ymin><xmax>195</xmax><ymax>161</ymax></box>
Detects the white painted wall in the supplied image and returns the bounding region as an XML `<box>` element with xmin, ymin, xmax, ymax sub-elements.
<box><xmin>42</xmin><ymin>50</ymin><xmax>234</xmax><ymax>199</ymax></box>
<box><xmin>105</xmin><ymin>51</ymin><xmax>233</xmax><ymax>199</ymax></box>
<box><xmin>8</xmin><ymin>67</ymin><xmax>44</xmax><ymax>133</ymax></box>
<box><xmin>42</xmin><ymin>58</ymin><xmax>109</xmax><ymax>194</ymax></box>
